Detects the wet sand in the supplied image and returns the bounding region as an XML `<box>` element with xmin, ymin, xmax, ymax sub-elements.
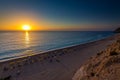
<box><xmin>0</xmin><ymin>34</ymin><xmax>119</xmax><ymax>80</ymax></box>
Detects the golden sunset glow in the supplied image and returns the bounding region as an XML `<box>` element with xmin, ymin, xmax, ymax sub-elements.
<box><xmin>25</xmin><ymin>31</ymin><xmax>30</xmax><ymax>47</ymax></box>
<box><xmin>22</xmin><ymin>25</ymin><xmax>31</xmax><ymax>31</ymax></box>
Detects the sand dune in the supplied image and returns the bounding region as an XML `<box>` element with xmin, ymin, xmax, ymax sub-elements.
<box><xmin>73</xmin><ymin>34</ymin><xmax>120</xmax><ymax>80</ymax></box>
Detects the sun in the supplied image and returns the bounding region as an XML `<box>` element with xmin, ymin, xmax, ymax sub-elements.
<box><xmin>22</xmin><ymin>25</ymin><xmax>31</xmax><ymax>31</ymax></box>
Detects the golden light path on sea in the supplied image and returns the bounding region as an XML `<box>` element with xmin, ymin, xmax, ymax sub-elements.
<box><xmin>25</xmin><ymin>31</ymin><xmax>30</xmax><ymax>48</ymax></box>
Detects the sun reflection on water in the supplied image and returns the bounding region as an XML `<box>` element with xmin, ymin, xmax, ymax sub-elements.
<box><xmin>25</xmin><ymin>31</ymin><xmax>30</xmax><ymax>47</ymax></box>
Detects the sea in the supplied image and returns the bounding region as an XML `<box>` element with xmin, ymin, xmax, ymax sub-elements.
<box><xmin>0</xmin><ymin>31</ymin><xmax>114</xmax><ymax>60</ymax></box>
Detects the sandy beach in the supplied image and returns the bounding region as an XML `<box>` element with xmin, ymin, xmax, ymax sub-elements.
<box><xmin>0</xmin><ymin>34</ymin><xmax>119</xmax><ymax>80</ymax></box>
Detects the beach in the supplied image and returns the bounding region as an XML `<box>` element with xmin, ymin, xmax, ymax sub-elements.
<box><xmin>0</xmin><ymin>34</ymin><xmax>119</xmax><ymax>80</ymax></box>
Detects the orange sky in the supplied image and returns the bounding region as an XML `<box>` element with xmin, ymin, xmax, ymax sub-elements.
<box><xmin>0</xmin><ymin>11</ymin><xmax>115</xmax><ymax>31</ymax></box>
<box><xmin>0</xmin><ymin>12</ymin><xmax>63</xmax><ymax>31</ymax></box>
<box><xmin>0</xmin><ymin>12</ymin><xmax>84</xmax><ymax>31</ymax></box>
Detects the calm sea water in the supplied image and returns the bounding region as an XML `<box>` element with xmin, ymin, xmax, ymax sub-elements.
<box><xmin>0</xmin><ymin>31</ymin><xmax>113</xmax><ymax>60</ymax></box>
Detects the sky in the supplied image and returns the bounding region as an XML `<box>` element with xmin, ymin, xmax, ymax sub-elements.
<box><xmin>0</xmin><ymin>0</ymin><xmax>120</xmax><ymax>31</ymax></box>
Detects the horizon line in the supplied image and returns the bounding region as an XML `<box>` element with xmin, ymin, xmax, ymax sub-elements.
<box><xmin>0</xmin><ymin>30</ymin><xmax>113</xmax><ymax>32</ymax></box>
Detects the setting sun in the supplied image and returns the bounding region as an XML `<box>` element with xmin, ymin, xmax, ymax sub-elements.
<box><xmin>22</xmin><ymin>25</ymin><xmax>31</xmax><ymax>31</ymax></box>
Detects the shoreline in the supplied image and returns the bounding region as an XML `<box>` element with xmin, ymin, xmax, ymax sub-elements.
<box><xmin>0</xmin><ymin>34</ymin><xmax>114</xmax><ymax>62</ymax></box>
<box><xmin>0</xmin><ymin>33</ymin><xmax>119</xmax><ymax>80</ymax></box>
